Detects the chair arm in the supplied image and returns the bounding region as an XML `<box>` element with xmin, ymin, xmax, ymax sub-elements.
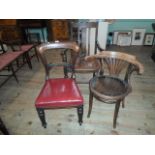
<box><xmin>124</xmin><ymin>62</ymin><xmax>144</xmax><ymax>84</ymax></box>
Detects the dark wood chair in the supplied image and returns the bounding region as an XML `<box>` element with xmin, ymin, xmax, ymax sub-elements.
<box><xmin>70</xmin><ymin>22</ymin><xmax>103</xmax><ymax>83</ymax></box>
<box><xmin>35</xmin><ymin>41</ymin><xmax>84</xmax><ymax>128</ymax></box>
<box><xmin>86</xmin><ymin>51</ymin><xmax>144</xmax><ymax>128</ymax></box>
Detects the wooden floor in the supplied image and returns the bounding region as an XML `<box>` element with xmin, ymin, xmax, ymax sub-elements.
<box><xmin>0</xmin><ymin>45</ymin><xmax>155</xmax><ymax>135</ymax></box>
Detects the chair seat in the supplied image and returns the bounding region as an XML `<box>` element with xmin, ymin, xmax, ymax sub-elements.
<box><xmin>74</xmin><ymin>56</ymin><xmax>100</xmax><ymax>73</ymax></box>
<box><xmin>35</xmin><ymin>78</ymin><xmax>84</xmax><ymax>108</ymax></box>
<box><xmin>90</xmin><ymin>75</ymin><xmax>131</xmax><ymax>101</ymax></box>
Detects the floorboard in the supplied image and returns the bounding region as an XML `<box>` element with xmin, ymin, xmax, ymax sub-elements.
<box><xmin>0</xmin><ymin>45</ymin><xmax>155</xmax><ymax>135</ymax></box>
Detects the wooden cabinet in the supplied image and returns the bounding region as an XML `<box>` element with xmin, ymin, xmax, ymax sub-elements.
<box><xmin>0</xmin><ymin>19</ymin><xmax>17</xmax><ymax>26</ymax></box>
<box><xmin>0</xmin><ymin>19</ymin><xmax>20</xmax><ymax>42</ymax></box>
<box><xmin>47</xmin><ymin>20</ymin><xmax>69</xmax><ymax>41</ymax></box>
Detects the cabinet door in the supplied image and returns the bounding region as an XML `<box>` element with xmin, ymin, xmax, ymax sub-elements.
<box><xmin>48</xmin><ymin>20</ymin><xmax>69</xmax><ymax>41</ymax></box>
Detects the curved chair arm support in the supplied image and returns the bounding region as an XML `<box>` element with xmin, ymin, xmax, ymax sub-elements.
<box><xmin>133</xmin><ymin>60</ymin><xmax>144</xmax><ymax>75</ymax></box>
<box><xmin>86</xmin><ymin>52</ymin><xmax>144</xmax><ymax>73</ymax></box>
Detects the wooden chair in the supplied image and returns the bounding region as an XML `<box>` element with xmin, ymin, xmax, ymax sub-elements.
<box><xmin>86</xmin><ymin>51</ymin><xmax>144</xmax><ymax>128</ymax></box>
<box><xmin>35</xmin><ymin>41</ymin><xmax>84</xmax><ymax>128</ymax></box>
<box><xmin>70</xmin><ymin>22</ymin><xmax>103</xmax><ymax>83</ymax></box>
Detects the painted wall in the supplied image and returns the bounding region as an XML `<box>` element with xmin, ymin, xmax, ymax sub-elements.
<box><xmin>108</xmin><ymin>19</ymin><xmax>155</xmax><ymax>33</ymax></box>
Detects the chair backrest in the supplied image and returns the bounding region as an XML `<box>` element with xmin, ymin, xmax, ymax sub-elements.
<box><xmin>70</xmin><ymin>22</ymin><xmax>98</xmax><ymax>56</ymax></box>
<box><xmin>37</xmin><ymin>41</ymin><xmax>80</xmax><ymax>80</ymax></box>
<box><xmin>86</xmin><ymin>51</ymin><xmax>144</xmax><ymax>81</ymax></box>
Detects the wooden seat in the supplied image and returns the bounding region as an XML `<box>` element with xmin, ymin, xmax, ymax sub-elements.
<box><xmin>86</xmin><ymin>51</ymin><xmax>144</xmax><ymax>128</ymax></box>
<box><xmin>35</xmin><ymin>41</ymin><xmax>84</xmax><ymax>128</ymax></box>
<box><xmin>90</xmin><ymin>76</ymin><xmax>130</xmax><ymax>101</ymax></box>
<box><xmin>70</xmin><ymin>22</ymin><xmax>103</xmax><ymax>83</ymax></box>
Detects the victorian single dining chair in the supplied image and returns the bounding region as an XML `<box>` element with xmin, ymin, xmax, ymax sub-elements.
<box><xmin>35</xmin><ymin>41</ymin><xmax>84</xmax><ymax>128</ymax></box>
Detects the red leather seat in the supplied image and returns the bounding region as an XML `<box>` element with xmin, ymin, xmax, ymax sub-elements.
<box><xmin>35</xmin><ymin>78</ymin><xmax>83</xmax><ymax>108</ymax></box>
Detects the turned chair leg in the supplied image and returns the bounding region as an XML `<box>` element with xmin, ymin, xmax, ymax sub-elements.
<box><xmin>87</xmin><ymin>91</ymin><xmax>94</xmax><ymax>118</ymax></box>
<box><xmin>113</xmin><ymin>100</ymin><xmax>121</xmax><ymax>128</ymax></box>
<box><xmin>77</xmin><ymin>105</ymin><xmax>83</xmax><ymax>125</ymax></box>
<box><xmin>36</xmin><ymin>108</ymin><xmax>47</xmax><ymax>128</ymax></box>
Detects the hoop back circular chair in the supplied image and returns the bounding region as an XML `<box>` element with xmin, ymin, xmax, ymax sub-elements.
<box><xmin>35</xmin><ymin>41</ymin><xmax>84</xmax><ymax>128</ymax></box>
<box><xmin>86</xmin><ymin>51</ymin><xmax>144</xmax><ymax>128</ymax></box>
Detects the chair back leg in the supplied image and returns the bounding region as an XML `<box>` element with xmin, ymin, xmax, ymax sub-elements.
<box><xmin>122</xmin><ymin>98</ymin><xmax>125</xmax><ymax>108</ymax></box>
<box><xmin>87</xmin><ymin>90</ymin><xmax>94</xmax><ymax>118</ymax></box>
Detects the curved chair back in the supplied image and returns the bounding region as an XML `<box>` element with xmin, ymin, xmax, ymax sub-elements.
<box><xmin>86</xmin><ymin>51</ymin><xmax>144</xmax><ymax>80</ymax></box>
<box><xmin>37</xmin><ymin>41</ymin><xmax>80</xmax><ymax>79</ymax></box>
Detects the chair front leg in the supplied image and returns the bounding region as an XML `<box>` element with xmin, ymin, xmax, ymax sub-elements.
<box><xmin>36</xmin><ymin>108</ymin><xmax>47</xmax><ymax>128</ymax></box>
<box><xmin>77</xmin><ymin>105</ymin><xmax>83</xmax><ymax>125</ymax></box>
<box><xmin>113</xmin><ymin>100</ymin><xmax>121</xmax><ymax>128</ymax></box>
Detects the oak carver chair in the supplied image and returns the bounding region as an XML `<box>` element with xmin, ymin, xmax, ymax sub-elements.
<box><xmin>70</xmin><ymin>22</ymin><xmax>104</xmax><ymax>83</ymax></box>
<box><xmin>35</xmin><ymin>41</ymin><xmax>84</xmax><ymax>128</ymax></box>
<box><xmin>86</xmin><ymin>51</ymin><xmax>144</xmax><ymax>128</ymax></box>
